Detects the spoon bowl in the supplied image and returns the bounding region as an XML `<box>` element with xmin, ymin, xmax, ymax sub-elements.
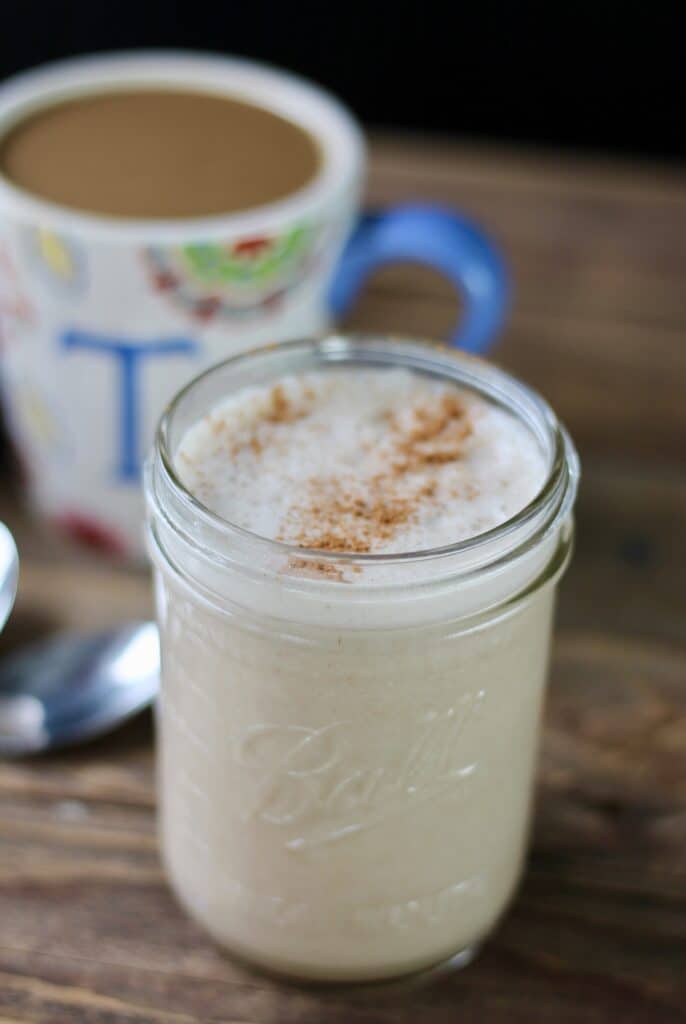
<box><xmin>0</xmin><ymin>621</ymin><xmax>159</xmax><ymax>756</ymax></box>
<box><xmin>0</xmin><ymin>521</ymin><xmax>18</xmax><ymax>633</ymax></box>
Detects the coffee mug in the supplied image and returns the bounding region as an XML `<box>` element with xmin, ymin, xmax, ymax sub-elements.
<box><xmin>0</xmin><ymin>53</ymin><xmax>507</xmax><ymax>559</ymax></box>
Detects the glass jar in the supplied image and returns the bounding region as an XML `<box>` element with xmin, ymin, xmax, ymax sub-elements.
<box><xmin>144</xmin><ymin>335</ymin><xmax>579</xmax><ymax>983</ymax></box>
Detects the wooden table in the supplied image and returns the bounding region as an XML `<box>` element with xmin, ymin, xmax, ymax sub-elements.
<box><xmin>1</xmin><ymin>138</ymin><xmax>685</xmax><ymax>1023</ymax></box>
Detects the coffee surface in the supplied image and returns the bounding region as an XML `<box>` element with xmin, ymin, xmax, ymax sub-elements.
<box><xmin>0</xmin><ymin>89</ymin><xmax>321</xmax><ymax>218</ymax></box>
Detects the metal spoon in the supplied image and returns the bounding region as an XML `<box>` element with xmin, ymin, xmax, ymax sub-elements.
<box><xmin>0</xmin><ymin>522</ymin><xmax>158</xmax><ymax>757</ymax></box>
<box><xmin>0</xmin><ymin>521</ymin><xmax>18</xmax><ymax>634</ymax></box>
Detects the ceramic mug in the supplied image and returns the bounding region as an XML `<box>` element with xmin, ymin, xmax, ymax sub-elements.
<box><xmin>0</xmin><ymin>52</ymin><xmax>508</xmax><ymax>559</ymax></box>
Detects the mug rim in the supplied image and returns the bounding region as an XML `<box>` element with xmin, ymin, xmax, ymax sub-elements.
<box><xmin>0</xmin><ymin>50</ymin><xmax>365</xmax><ymax>243</ymax></box>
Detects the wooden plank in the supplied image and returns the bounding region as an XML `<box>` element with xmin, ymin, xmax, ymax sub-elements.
<box><xmin>367</xmin><ymin>138</ymin><xmax>686</xmax><ymax>329</ymax></box>
<box><xmin>369</xmin><ymin>136</ymin><xmax>686</xmax><ymax>205</ymax></box>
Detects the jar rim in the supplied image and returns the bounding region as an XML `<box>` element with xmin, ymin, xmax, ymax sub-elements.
<box><xmin>150</xmin><ymin>334</ymin><xmax>579</xmax><ymax>581</ymax></box>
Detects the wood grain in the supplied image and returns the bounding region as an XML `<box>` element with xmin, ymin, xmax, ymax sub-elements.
<box><xmin>0</xmin><ymin>137</ymin><xmax>685</xmax><ymax>1022</ymax></box>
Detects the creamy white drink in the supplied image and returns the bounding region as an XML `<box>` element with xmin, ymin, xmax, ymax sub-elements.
<box><xmin>146</xmin><ymin>337</ymin><xmax>579</xmax><ymax>982</ymax></box>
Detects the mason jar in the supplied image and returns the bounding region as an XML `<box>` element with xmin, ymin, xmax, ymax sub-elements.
<box><xmin>144</xmin><ymin>335</ymin><xmax>579</xmax><ymax>982</ymax></box>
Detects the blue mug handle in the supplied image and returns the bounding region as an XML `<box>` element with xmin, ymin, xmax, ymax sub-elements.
<box><xmin>328</xmin><ymin>204</ymin><xmax>508</xmax><ymax>354</ymax></box>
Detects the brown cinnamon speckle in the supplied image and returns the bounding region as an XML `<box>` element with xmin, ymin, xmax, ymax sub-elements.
<box><xmin>280</xmin><ymin>393</ymin><xmax>474</xmax><ymax>554</ymax></box>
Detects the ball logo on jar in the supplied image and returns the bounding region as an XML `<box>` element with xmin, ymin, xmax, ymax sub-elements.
<box><xmin>233</xmin><ymin>689</ymin><xmax>485</xmax><ymax>850</ymax></box>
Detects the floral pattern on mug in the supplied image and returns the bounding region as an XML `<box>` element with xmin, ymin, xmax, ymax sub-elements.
<box><xmin>21</xmin><ymin>227</ymin><xmax>87</xmax><ymax>296</ymax></box>
<box><xmin>0</xmin><ymin>244</ymin><xmax>34</xmax><ymax>343</ymax></box>
<box><xmin>10</xmin><ymin>375</ymin><xmax>73</xmax><ymax>464</ymax></box>
<box><xmin>52</xmin><ymin>511</ymin><xmax>128</xmax><ymax>556</ymax></box>
<box><xmin>142</xmin><ymin>222</ymin><xmax>326</xmax><ymax>322</ymax></box>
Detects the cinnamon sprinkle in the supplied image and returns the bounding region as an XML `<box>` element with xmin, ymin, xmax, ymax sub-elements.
<box><xmin>265</xmin><ymin>384</ymin><xmax>307</xmax><ymax>424</ymax></box>
<box><xmin>176</xmin><ymin>368</ymin><xmax>549</xmax><ymax>585</ymax></box>
<box><xmin>230</xmin><ymin>384</ymin><xmax>312</xmax><ymax>458</ymax></box>
<box><xmin>281</xmin><ymin>392</ymin><xmax>474</xmax><ymax>554</ymax></box>
<box><xmin>181</xmin><ymin>375</ymin><xmax>478</xmax><ymax>572</ymax></box>
<box><xmin>390</xmin><ymin>394</ymin><xmax>473</xmax><ymax>472</ymax></box>
<box><xmin>287</xmin><ymin>557</ymin><xmax>346</xmax><ymax>582</ymax></box>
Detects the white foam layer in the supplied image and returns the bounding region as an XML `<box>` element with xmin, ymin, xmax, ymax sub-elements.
<box><xmin>175</xmin><ymin>368</ymin><xmax>548</xmax><ymax>557</ymax></box>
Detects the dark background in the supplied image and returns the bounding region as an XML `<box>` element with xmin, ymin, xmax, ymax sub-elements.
<box><xmin>0</xmin><ymin>1</ymin><xmax>683</xmax><ymax>161</ymax></box>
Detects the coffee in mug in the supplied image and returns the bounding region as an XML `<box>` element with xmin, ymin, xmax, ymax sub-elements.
<box><xmin>0</xmin><ymin>89</ymin><xmax>321</xmax><ymax>218</ymax></box>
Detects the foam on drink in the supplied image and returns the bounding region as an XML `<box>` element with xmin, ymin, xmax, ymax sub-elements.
<box><xmin>175</xmin><ymin>368</ymin><xmax>548</xmax><ymax>557</ymax></box>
